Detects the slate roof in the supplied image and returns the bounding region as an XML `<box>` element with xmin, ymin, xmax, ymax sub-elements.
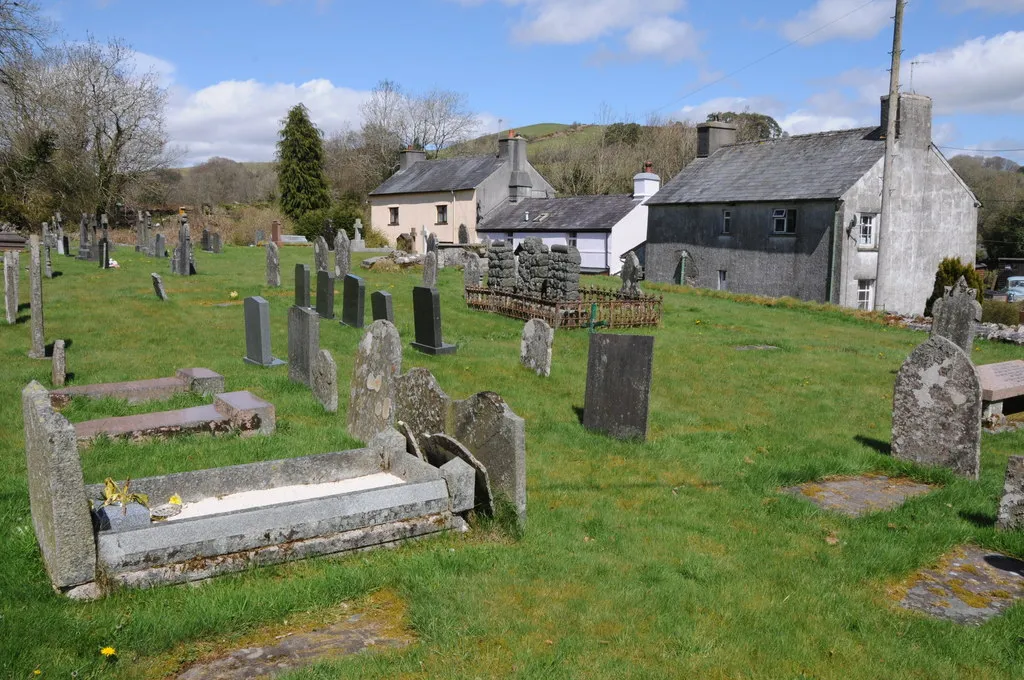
<box><xmin>369</xmin><ymin>155</ymin><xmax>507</xmax><ymax>195</ymax></box>
<box><xmin>647</xmin><ymin>127</ymin><xmax>886</xmax><ymax>205</ymax></box>
<box><xmin>479</xmin><ymin>195</ymin><xmax>640</xmax><ymax>233</ymax></box>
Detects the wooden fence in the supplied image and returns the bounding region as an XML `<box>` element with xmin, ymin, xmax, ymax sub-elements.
<box><xmin>464</xmin><ymin>286</ymin><xmax>662</xmax><ymax>329</ymax></box>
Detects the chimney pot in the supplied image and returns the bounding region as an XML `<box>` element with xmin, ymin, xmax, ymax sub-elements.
<box><xmin>696</xmin><ymin>121</ymin><xmax>738</xmax><ymax>158</ymax></box>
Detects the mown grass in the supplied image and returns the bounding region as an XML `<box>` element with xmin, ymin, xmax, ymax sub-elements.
<box><xmin>1</xmin><ymin>240</ymin><xmax>1023</xmax><ymax>679</ymax></box>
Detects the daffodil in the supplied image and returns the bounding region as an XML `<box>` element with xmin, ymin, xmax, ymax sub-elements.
<box><xmin>229</xmin><ymin>291</ymin><xmax>238</xmax><ymax>299</ymax></box>
<box><xmin>169</xmin><ymin>494</ymin><xmax>182</xmax><ymax>505</ymax></box>
<box><xmin>33</xmin><ymin>669</ymin><xmax>41</xmax><ymax>675</ymax></box>
<box><xmin>100</xmin><ymin>646</ymin><xmax>116</xmax><ymax>658</ymax></box>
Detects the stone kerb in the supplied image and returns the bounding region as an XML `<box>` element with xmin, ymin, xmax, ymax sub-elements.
<box><xmin>22</xmin><ymin>381</ymin><xmax>97</xmax><ymax>591</ymax></box>
<box><xmin>50</xmin><ymin>368</ymin><xmax>225</xmax><ymax>408</ymax></box>
<box><xmin>347</xmin><ymin>320</ymin><xmax>403</xmax><ymax>442</ymax></box>
<box><xmin>892</xmin><ymin>335</ymin><xmax>982</xmax><ymax>479</ymax></box>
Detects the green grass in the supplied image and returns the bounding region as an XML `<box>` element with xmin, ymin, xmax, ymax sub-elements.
<box><xmin>2</xmin><ymin>243</ymin><xmax>1024</xmax><ymax>679</ymax></box>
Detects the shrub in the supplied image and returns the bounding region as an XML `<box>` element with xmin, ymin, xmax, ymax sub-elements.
<box><xmin>982</xmin><ymin>300</ymin><xmax>1022</xmax><ymax>326</ymax></box>
<box><xmin>924</xmin><ymin>257</ymin><xmax>984</xmax><ymax>316</ymax></box>
<box><xmin>363</xmin><ymin>225</ymin><xmax>389</xmax><ymax>248</ymax></box>
<box><xmin>294</xmin><ymin>200</ymin><xmax>367</xmax><ymax>243</ymax></box>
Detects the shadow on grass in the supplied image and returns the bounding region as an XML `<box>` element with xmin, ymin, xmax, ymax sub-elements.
<box><xmin>44</xmin><ymin>339</ymin><xmax>73</xmax><ymax>358</ymax></box>
<box><xmin>855</xmin><ymin>435</ymin><xmax>891</xmax><ymax>455</ymax></box>
<box><xmin>573</xmin><ymin>405</ymin><xmax>585</xmax><ymax>425</ymax></box>
<box><xmin>17</xmin><ymin>302</ymin><xmax>29</xmax><ymax>312</ymax></box>
<box><xmin>959</xmin><ymin>510</ymin><xmax>996</xmax><ymax>528</ymax></box>
<box><xmin>15</xmin><ymin>314</ymin><xmax>28</xmax><ymax>324</ymax></box>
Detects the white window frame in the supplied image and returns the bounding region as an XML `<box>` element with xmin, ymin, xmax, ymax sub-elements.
<box><xmin>718</xmin><ymin>269</ymin><xmax>727</xmax><ymax>291</ymax></box>
<box><xmin>388</xmin><ymin>207</ymin><xmax>399</xmax><ymax>226</ymax></box>
<box><xmin>567</xmin><ymin>233</ymin><xmax>577</xmax><ymax>248</ymax></box>
<box><xmin>772</xmin><ymin>208</ymin><xmax>796</xmax><ymax>235</ymax></box>
<box><xmin>857</xmin><ymin>213</ymin><xmax>877</xmax><ymax>248</ymax></box>
<box><xmin>857</xmin><ymin>279</ymin><xmax>874</xmax><ymax>311</ymax></box>
<box><xmin>435</xmin><ymin>204</ymin><xmax>448</xmax><ymax>225</ymax></box>
<box><xmin>722</xmin><ymin>209</ymin><xmax>732</xmax><ymax>235</ymax></box>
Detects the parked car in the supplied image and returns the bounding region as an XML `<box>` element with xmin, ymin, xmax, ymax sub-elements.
<box><xmin>1008</xmin><ymin>276</ymin><xmax>1024</xmax><ymax>302</ymax></box>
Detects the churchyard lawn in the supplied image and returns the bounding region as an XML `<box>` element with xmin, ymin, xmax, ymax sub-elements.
<box><xmin>1</xmin><ymin>244</ymin><xmax>1023</xmax><ymax>678</ymax></box>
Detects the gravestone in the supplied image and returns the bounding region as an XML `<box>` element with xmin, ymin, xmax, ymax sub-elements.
<box><xmin>77</xmin><ymin>213</ymin><xmax>89</xmax><ymax>261</ymax></box>
<box><xmin>427</xmin><ymin>233</ymin><xmax>438</xmax><ymax>254</ymax></box>
<box><xmin>265</xmin><ymin>241</ymin><xmax>281</xmax><ymax>287</ymax></box>
<box><xmin>288</xmin><ymin>305</ymin><xmax>320</xmax><ymax>385</ymax></box>
<box><xmin>411</xmin><ymin>286</ymin><xmax>456</xmax><ymax>355</ymax></box>
<box><xmin>4</xmin><ymin>250</ymin><xmax>18</xmax><ymax>324</ymax></box>
<box><xmin>201</xmin><ymin>228</ymin><xmax>211</xmax><ymax>252</ymax></box>
<box><xmin>243</xmin><ymin>296</ymin><xmax>285</xmax><ymax>366</ymax></box>
<box><xmin>354</xmin><ymin>219</ymin><xmax>362</xmax><ymax>241</ymax></box>
<box><xmin>151</xmin><ymin>273</ymin><xmax>168</xmax><ymax>301</ymax></box>
<box><xmin>62</xmin><ymin>236</ymin><xmax>71</xmax><ymax>257</ymax></box>
<box><xmin>464</xmin><ymin>253</ymin><xmax>483</xmax><ymax>288</ymax></box>
<box><xmin>98</xmin><ymin>240</ymin><xmax>109</xmax><ymax>269</ymax></box>
<box><xmin>583</xmin><ymin>334</ymin><xmax>655</xmax><ymax>440</ymax></box>
<box><xmin>422</xmin><ymin>251</ymin><xmax>438</xmax><ymax>288</ymax></box>
<box><xmin>931</xmin><ymin>276</ymin><xmax>982</xmax><ymax>354</ymax></box>
<box><xmin>313</xmin><ymin>235</ymin><xmax>330</xmax><ymax>273</ymax></box>
<box><xmin>52</xmin><ymin>339</ymin><xmax>66</xmax><ymax>387</ymax></box>
<box><xmin>334</xmin><ymin>230</ymin><xmax>350</xmax><ymax>279</ymax></box>
<box><xmin>347</xmin><ymin>320</ymin><xmax>403</xmax><ymax>442</ymax></box>
<box><xmin>892</xmin><ymin>335</ymin><xmax>981</xmax><ymax>479</ymax></box>
<box><xmin>56</xmin><ymin>228</ymin><xmax>65</xmax><ymax>255</ymax></box>
<box><xmin>396</xmin><ymin>233</ymin><xmax>413</xmax><ymax>252</ymax></box>
<box><xmin>340</xmin><ymin>274</ymin><xmax>366</xmax><ymax>328</ymax></box>
<box><xmin>28</xmin><ymin>235</ymin><xmax>45</xmax><ymax>359</ymax></box>
<box><xmin>371</xmin><ymin>291</ymin><xmax>393</xmax><ymax>323</ymax></box>
<box><xmin>521</xmin><ymin>318</ymin><xmax>553</xmax><ymax>377</ymax></box>
<box><xmin>424</xmin><ymin>433</ymin><xmax>494</xmax><ymax>516</ymax></box>
<box><xmin>175</xmin><ymin>219</ymin><xmax>194</xmax><ymax>276</ymax></box>
<box><xmin>294</xmin><ymin>263</ymin><xmax>311</xmax><ymax>308</ymax></box>
<box><xmin>315</xmin><ymin>270</ymin><xmax>335</xmax><ymax>320</ymax></box>
<box><xmin>997</xmin><ymin>456</ymin><xmax>1024</xmax><ymax>531</ymax></box>
<box><xmin>394</xmin><ymin>368</ymin><xmax>452</xmax><ymax>438</ymax></box>
<box><xmin>271</xmin><ymin>220</ymin><xmax>282</xmax><ymax>245</ymax></box>
<box><xmin>619</xmin><ymin>251</ymin><xmax>644</xmax><ymax>296</ymax></box>
<box><xmin>212</xmin><ymin>232</ymin><xmax>222</xmax><ymax>254</ymax></box>
<box><xmin>44</xmin><ymin>238</ymin><xmax>53</xmax><ymax>279</ymax></box>
<box><xmin>154</xmin><ymin>233</ymin><xmax>165</xmax><ymax>258</ymax></box>
<box><xmin>311</xmin><ymin>349</ymin><xmax>338</xmax><ymax>413</ymax></box>
<box><xmin>254</xmin><ymin>229</ymin><xmax>265</xmax><ymax>245</ymax></box>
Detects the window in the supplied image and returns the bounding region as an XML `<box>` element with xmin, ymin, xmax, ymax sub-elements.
<box><xmin>772</xmin><ymin>208</ymin><xmax>797</xmax><ymax>235</ymax></box>
<box><xmin>718</xmin><ymin>270</ymin><xmax>727</xmax><ymax>291</ymax></box>
<box><xmin>857</xmin><ymin>279</ymin><xmax>875</xmax><ymax>311</ymax></box>
<box><xmin>857</xmin><ymin>213</ymin><xmax>877</xmax><ymax>248</ymax></box>
<box><xmin>567</xmin><ymin>233</ymin><xmax>577</xmax><ymax>248</ymax></box>
<box><xmin>435</xmin><ymin>205</ymin><xmax>448</xmax><ymax>225</ymax></box>
<box><xmin>388</xmin><ymin>207</ymin><xmax>399</xmax><ymax>226</ymax></box>
<box><xmin>722</xmin><ymin>209</ymin><xmax>732</xmax><ymax>235</ymax></box>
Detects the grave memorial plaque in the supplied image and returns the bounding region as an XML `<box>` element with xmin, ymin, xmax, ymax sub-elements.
<box><xmin>315</xmin><ymin>270</ymin><xmax>335</xmax><ymax>320</ymax></box>
<box><xmin>340</xmin><ymin>274</ymin><xmax>366</xmax><ymax>328</ymax></box>
<box><xmin>371</xmin><ymin>291</ymin><xmax>393</xmax><ymax>323</ymax></box>
<box><xmin>151</xmin><ymin>273</ymin><xmax>168</xmax><ymax>301</ymax></box>
<box><xmin>411</xmin><ymin>286</ymin><xmax>456</xmax><ymax>355</ymax></box>
<box><xmin>243</xmin><ymin>296</ymin><xmax>285</xmax><ymax>367</ymax></box>
<box><xmin>583</xmin><ymin>333</ymin><xmax>654</xmax><ymax>440</ymax></box>
<box><xmin>978</xmin><ymin>361</ymin><xmax>1024</xmax><ymax>402</ymax></box>
<box><xmin>294</xmin><ymin>264</ymin><xmax>311</xmax><ymax>308</ymax></box>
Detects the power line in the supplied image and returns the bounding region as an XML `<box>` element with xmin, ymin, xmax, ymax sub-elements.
<box><xmin>940</xmin><ymin>145</ymin><xmax>1024</xmax><ymax>153</ymax></box>
<box><xmin>653</xmin><ymin>0</ymin><xmax>881</xmax><ymax>114</ymax></box>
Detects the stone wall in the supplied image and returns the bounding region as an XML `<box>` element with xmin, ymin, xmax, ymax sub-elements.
<box><xmin>516</xmin><ymin>237</ymin><xmax>550</xmax><ymax>296</ymax></box>
<box><xmin>487</xmin><ymin>240</ymin><xmax>516</xmax><ymax>290</ymax></box>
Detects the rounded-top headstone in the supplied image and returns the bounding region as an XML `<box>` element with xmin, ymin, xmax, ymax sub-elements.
<box><xmin>347</xmin><ymin>320</ymin><xmax>403</xmax><ymax>442</ymax></box>
<box><xmin>520</xmin><ymin>318</ymin><xmax>553</xmax><ymax>377</ymax></box>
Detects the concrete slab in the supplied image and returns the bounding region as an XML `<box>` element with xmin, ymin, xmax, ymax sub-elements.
<box><xmin>782</xmin><ymin>474</ymin><xmax>933</xmax><ymax>517</ymax></box>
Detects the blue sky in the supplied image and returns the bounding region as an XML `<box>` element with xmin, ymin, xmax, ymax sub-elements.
<box><xmin>41</xmin><ymin>0</ymin><xmax>1024</xmax><ymax>165</ymax></box>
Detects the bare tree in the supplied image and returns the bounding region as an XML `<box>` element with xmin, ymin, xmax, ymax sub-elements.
<box><xmin>358</xmin><ymin>79</ymin><xmax>407</xmax><ymax>185</ymax></box>
<box><xmin>0</xmin><ymin>0</ymin><xmax>50</xmax><ymax>90</ymax></box>
<box><xmin>415</xmin><ymin>88</ymin><xmax>477</xmax><ymax>157</ymax></box>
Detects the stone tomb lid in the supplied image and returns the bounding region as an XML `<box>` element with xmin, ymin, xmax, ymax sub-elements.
<box><xmin>977</xmin><ymin>360</ymin><xmax>1024</xmax><ymax>402</ymax></box>
<box><xmin>782</xmin><ymin>474</ymin><xmax>933</xmax><ymax>517</ymax></box>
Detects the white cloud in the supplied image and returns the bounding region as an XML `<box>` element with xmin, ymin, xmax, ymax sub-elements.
<box><xmin>957</xmin><ymin>0</ymin><xmax>1024</xmax><ymax>12</ymax></box>
<box><xmin>623</xmin><ymin>17</ymin><xmax>700</xmax><ymax>63</ymax></box>
<box><xmin>780</xmin><ymin>0</ymin><xmax>891</xmax><ymax>45</ymax></box>
<box><xmin>777</xmin><ymin>111</ymin><xmax>861</xmax><ymax>135</ymax></box>
<box><xmin>130</xmin><ymin>51</ymin><xmax>176</xmax><ymax>88</ymax></box>
<box><xmin>507</xmin><ymin>0</ymin><xmax>684</xmax><ymax>44</ymax></box>
<box><xmin>674</xmin><ymin>96</ymin><xmax>784</xmax><ymax>123</ymax></box>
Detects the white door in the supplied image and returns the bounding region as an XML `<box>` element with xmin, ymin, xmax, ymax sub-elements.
<box><xmin>576</xmin><ymin>233</ymin><xmax>608</xmax><ymax>272</ymax></box>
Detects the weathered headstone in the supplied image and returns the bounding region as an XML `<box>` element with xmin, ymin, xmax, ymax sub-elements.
<box><xmin>334</xmin><ymin>230</ymin><xmax>350</xmax><ymax>279</ymax></box>
<box><xmin>619</xmin><ymin>251</ymin><xmax>644</xmax><ymax>296</ymax></box>
<box><xmin>393</xmin><ymin>367</ymin><xmax>451</xmax><ymax>438</ymax></box>
<box><xmin>354</xmin><ymin>219</ymin><xmax>362</xmax><ymax>241</ymax></box>
<box><xmin>311</xmin><ymin>349</ymin><xmax>338</xmax><ymax>413</ymax></box>
<box><xmin>997</xmin><ymin>456</ymin><xmax>1024</xmax><ymax>531</ymax></box>
<box><xmin>52</xmin><ymin>339</ymin><xmax>66</xmax><ymax>387</ymax></box>
<box><xmin>340</xmin><ymin>274</ymin><xmax>366</xmax><ymax>328</ymax></box>
<box><xmin>294</xmin><ymin>263</ymin><xmax>311</xmax><ymax>308</ymax></box>
<box><xmin>422</xmin><ymin>251</ymin><xmax>438</xmax><ymax>288</ymax></box>
<box><xmin>43</xmin><ymin>231</ymin><xmax>53</xmax><ymax>279</ymax></box>
<box><xmin>583</xmin><ymin>334</ymin><xmax>654</xmax><ymax>440</ymax></box>
<box><xmin>315</xmin><ymin>270</ymin><xmax>335</xmax><ymax>320</ymax></box>
<box><xmin>427</xmin><ymin>232</ymin><xmax>438</xmax><ymax>254</ymax></box>
<box><xmin>4</xmin><ymin>250</ymin><xmax>18</xmax><ymax>324</ymax></box>
<box><xmin>28</xmin><ymin>235</ymin><xmax>45</xmax><ymax>359</ymax></box>
<box><xmin>151</xmin><ymin>273</ymin><xmax>168</xmax><ymax>301</ymax></box>
<box><xmin>931</xmin><ymin>276</ymin><xmax>982</xmax><ymax>354</ymax></box>
<box><xmin>371</xmin><ymin>290</ymin><xmax>393</xmax><ymax>323</ymax></box>
<box><xmin>254</xmin><ymin>229</ymin><xmax>265</xmax><ymax>245</ymax></box>
<box><xmin>411</xmin><ymin>286</ymin><xmax>456</xmax><ymax>355</ymax></box>
<box><xmin>347</xmin><ymin>320</ymin><xmax>403</xmax><ymax>442</ymax></box>
<box><xmin>77</xmin><ymin>213</ymin><xmax>89</xmax><ymax>261</ymax></box>
<box><xmin>313</xmin><ymin>235</ymin><xmax>330</xmax><ymax>273</ymax></box>
<box><xmin>892</xmin><ymin>335</ymin><xmax>982</xmax><ymax>479</ymax></box>
<box><xmin>201</xmin><ymin>228</ymin><xmax>211</xmax><ymax>252</ymax></box>
<box><xmin>211</xmin><ymin>232</ymin><xmax>222</xmax><ymax>254</ymax></box>
<box><xmin>521</xmin><ymin>318</ymin><xmax>553</xmax><ymax>377</ymax></box>
<box><xmin>464</xmin><ymin>252</ymin><xmax>483</xmax><ymax>288</ymax></box>
<box><xmin>288</xmin><ymin>305</ymin><xmax>320</xmax><ymax>385</ymax></box>
<box><xmin>56</xmin><ymin>228</ymin><xmax>66</xmax><ymax>255</ymax></box>
<box><xmin>243</xmin><ymin>296</ymin><xmax>285</xmax><ymax>366</ymax></box>
<box><xmin>265</xmin><ymin>241</ymin><xmax>281</xmax><ymax>287</ymax></box>
<box><xmin>424</xmin><ymin>433</ymin><xmax>494</xmax><ymax>515</ymax></box>
<box><xmin>175</xmin><ymin>218</ymin><xmax>194</xmax><ymax>276</ymax></box>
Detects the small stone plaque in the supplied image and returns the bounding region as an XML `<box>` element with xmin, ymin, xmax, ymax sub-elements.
<box><xmin>978</xmin><ymin>360</ymin><xmax>1024</xmax><ymax>402</ymax></box>
<box><xmin>583</xmin><ymin>334</ymin><xmax>654</xmax><ymax>440</ymax></box>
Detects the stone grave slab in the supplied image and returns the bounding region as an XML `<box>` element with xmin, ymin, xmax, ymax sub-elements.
<box><xmin>979</xmin><ymin>361</ymin><xmax>1024</xmax><ymax>402</ymax></box>
<box><xmin>243</xmin><ymin>296</ymin><xmax>285</xmax><ymax>367</ymax></box>
<box><xmin>371</xmin><ymin>290</ymin><xmax>393</xmax><ymax>323</ymax></box>
<box><xmin>931</xmin><ymin>276</ymin><xmax>982</xmax><ymax>354</ymax></box>
<box><xmin>335</xmin><ymin>229</ymin><xmax>350</xmax><ymax>279</ymax></box>
<box><xmin>265</xmin><ymin>242</ymin><xmax>281</xmax><ymax>287</ymax></box>
<box><xmin>315</xmin><ymin>270</ymin><xmax>335</xmax><ymax>320</ymax></box>
<box><xmin>294</xmin><ymin>263</ymin><xmax>311</xmax><ymax>308</ymax></box>
<box><xmin>50</xmin><ymin>368</ymin><xmax>224</xmax><ymax>408</ymax></box>
<box><xmin>583</xmin><ymin>333</ymin><xmax>654</xmax><ymax>441</ymax></box>
<box><xmin>340</xmin><ymin>274</ymin><xmax>366</xmax><ymax>328</ymax></box>
<box><xmin>288</xmin><ymin>305</ymin><xmax>320</xmax><ymax>386</ymax></box>
<box><xmin>782</xmin><ymin>474</ymin><xmax>933</xmax><ymax>517</ymax></box>
<box><xmin>52</xmin><ymin>339</ymin><xmax>66</xmax><ymax>387</ymax></box>
<box><xmin>152</xmin><ymin>273</ymin><xmax>168</xmax><ymax>301</ymax></box>
<box><xmin>895</xmin><ymin>545</ymin><xmax>1024</xmax><ymax>625</ymax></box>
<box><xmin>411</xmin><ymin>286</ymin><xmax>456</xmax><ymax>355</ymax></box>
<box><xmin>313</xmin><ymin>235</ymin><xmax>330</xmax><ymax>273</ymax></box>
<box><xmin>29</xmin><ymin>235</ymin><xmax>45</xmax><ymax>358</ymax></box>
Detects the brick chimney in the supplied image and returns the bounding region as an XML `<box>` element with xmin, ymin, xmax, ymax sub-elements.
<box><xmin>697</xmin><ymin>121</ymin><xmax>738</xmax><ymax>158</ymax></box>
<box><xmin>880</xmin><ymin>93</ymin><xmax>932</xmax><ymax>150</ymax></box>
<box><xmin>399</xmin><ymin>146</ymin><xmax>426</xmax><ymax>171</ymax></box>
<box><xmin>633</xmin><ymin>161</ymin><xmax>661</xmax><ymax>200</ymax></box>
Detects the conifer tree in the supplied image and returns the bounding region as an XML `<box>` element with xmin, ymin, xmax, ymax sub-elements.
<box><xmin>276</xmin><ymin>103</ymin><xmax>331</xmax><ymax>221</ymax></box>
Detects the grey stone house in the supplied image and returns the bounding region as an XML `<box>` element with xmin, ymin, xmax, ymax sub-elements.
<box><xmin>645</xmin><ymin>94</ymin><xmax>978</xmax><ymax>315</ymax></box>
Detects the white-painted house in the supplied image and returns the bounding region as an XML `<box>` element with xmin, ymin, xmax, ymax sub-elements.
<box><xmin>477</xmin><ymin>165</ymin><xmax>660</xmax><ymax>275</ymax></box>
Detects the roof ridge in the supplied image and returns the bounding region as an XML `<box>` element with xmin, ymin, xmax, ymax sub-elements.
<box><xmin>723</xmin><ymin>126</ymin><xmax>879</xmax><ymax>149</ymax></box>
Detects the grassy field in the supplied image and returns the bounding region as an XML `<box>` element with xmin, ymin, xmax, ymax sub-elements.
<box><xmin>1</xmin><ymin>242</ymin><xmax>1024</xmax><ymax>679</ymax></box>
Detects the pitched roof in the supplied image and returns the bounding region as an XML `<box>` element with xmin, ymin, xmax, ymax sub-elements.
<box><xmin>647</xmin><ymin>127</ymin><xmax>886</xmax><ymax>205</ymax></box>
<box><xmin>369</xmin><ymin>155</ymin><xmax>507</xmax><ymax>195</ymax></box>
<box><xmin>478</xmin><ymin>195</ymin><xmax>640</xmax><ymax>233</ymax></box>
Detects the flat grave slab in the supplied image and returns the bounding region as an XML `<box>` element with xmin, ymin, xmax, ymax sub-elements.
<box><xmin>978</xmin><ymin>360</ymin><xmax>1024</xmax><ymax>402</ymax></box>
<box><xmin>895</xmin><ymin>545</ymin><xmax>1024</xmax><ymax>625</ymax></box>
<box><xmin>782</xmin><ymin>474</ymin><xmax>933</xmax><ymax>517</ymax></box>
<box><xmin>50</xmin><ymin>368</ymin><xmax>224</xmax><ymax>407</ymax></box>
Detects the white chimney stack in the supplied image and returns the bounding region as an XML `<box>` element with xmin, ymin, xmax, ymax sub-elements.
<box><xmin>633</xmin><ymin>161</ymin><xmax>661</xmax><ymax>201</ymax></box>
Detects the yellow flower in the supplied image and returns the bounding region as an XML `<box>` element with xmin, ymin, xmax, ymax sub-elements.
<box><xmin>100</xmin><ymin>647</ymin><xmax>116</xmax><ymax>658</ymax></box>
<box><xmin>169</xmin><ymin>494</ymin><xmax>182</xmax><ymax>505</ymax></box>
<box><xmin>229</xmin><ymin>291</ymin><xmax>238</xmax><ymax>299</ymax></box>
<box><xmin>33</xmin><ymin>670</ymin><xmax>41</xmax><ymax>675</ymax></box>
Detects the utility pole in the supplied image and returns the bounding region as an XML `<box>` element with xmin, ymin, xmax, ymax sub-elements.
<box><xmin>873</xmin><ymin>0</ymin><xmax>905</xmax><ymax>312</ymax></box>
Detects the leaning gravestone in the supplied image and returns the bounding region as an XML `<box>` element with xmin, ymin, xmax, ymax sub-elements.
<box><xmin>28</xmin><ymin>235</ymin><xmax>45</xmax><ymax>359</ymax></box>
<box><xmin>334</xmin><ymin>230</ymin><xmax>350</xmax><ymax>279</ymax></box>
<box><xmin>265</xmin><ymin>241</ymin><xmax>281</xmax><ymax>287</ymax></box>
<box><xmin>243</xmin><ymin>296</ymin><xmax>285</xmax><ymax>366</ymax></box>
<box><xmin>583</xmin><ymin>334</ymin><xmax>655</xmax><ymax>440</ymax></box>
<box><xmin>892</xmin><ymin>335</ymin><xmax>981</xmax><ymax>479</ymax></box>
<box><xmin>315</xmin><ymin>270</ymin><xmax>335</xmax><ymax>320</ymax></box>
<box><xmin>931</xmin><ymin>276</ymin><xmax>982</xmax><ymax>354</ymax></box>
<box><xmin>294</xmin><ymin>263</ymin><xmax>311</xmax><ymax>308</ymax></box>
<box><xmin>52</xmin><ymin>338</ymin><xmax>66</xmax><ymax>387</ymax></box>
<box><xmin>311</xmin><ymin>348</ymin><xmax>338</xmax><ymax>413</ymax></box>
<box><xmin>411</xmin><ymin>286</ymin><xmax>456</xmax><ymax>355</ymax></box>
<box><xmin>521</xmin><ymin>318</ymin><xmax>553</xmax><ymax>377</ymax></box>
<box><xmin>347</xmin><ymin>320</ymin><xmax>403</xmax><ymax>442</ymax></box>
<box><xmin>997</xmin><ymin>456</ymin><xmax>1024</xmax><ymax>531</ymax></box>
<box><xmin>464</xmin><ymin>253</ymin><xmax>483</xmax><ymax>289</ymax></box>
<box><xmin>288</xmin><ymin>305</ymin><xmax>320</xmax><ymax>386</ymax></box>
<box><xmin>371</xmin><ymin>291</ymin><xmax>393</xmax><ymax>323</ymax></box>
<box><xmin>340</xmin><ymin>274</ymin><xmax>366</xmax><ymax>328</ymax></box>
<box><xmin>313</xmin><ymin>235</ymin><xmax>330</xmax><ymax>273</ymax></box>
<box><xmin>4</xmin><ymin>250</ymin><xmax>18</xmax><ymax>324</ymax></box>
<box><xmin>151</xmin><ymin>273</ymin><xmax>168</xmax><ymax>301</ymax></box>
<box><xmin>422</xmin><ymin>251</ymin><xmax>438</xmax><ymax>288</ymax></box>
